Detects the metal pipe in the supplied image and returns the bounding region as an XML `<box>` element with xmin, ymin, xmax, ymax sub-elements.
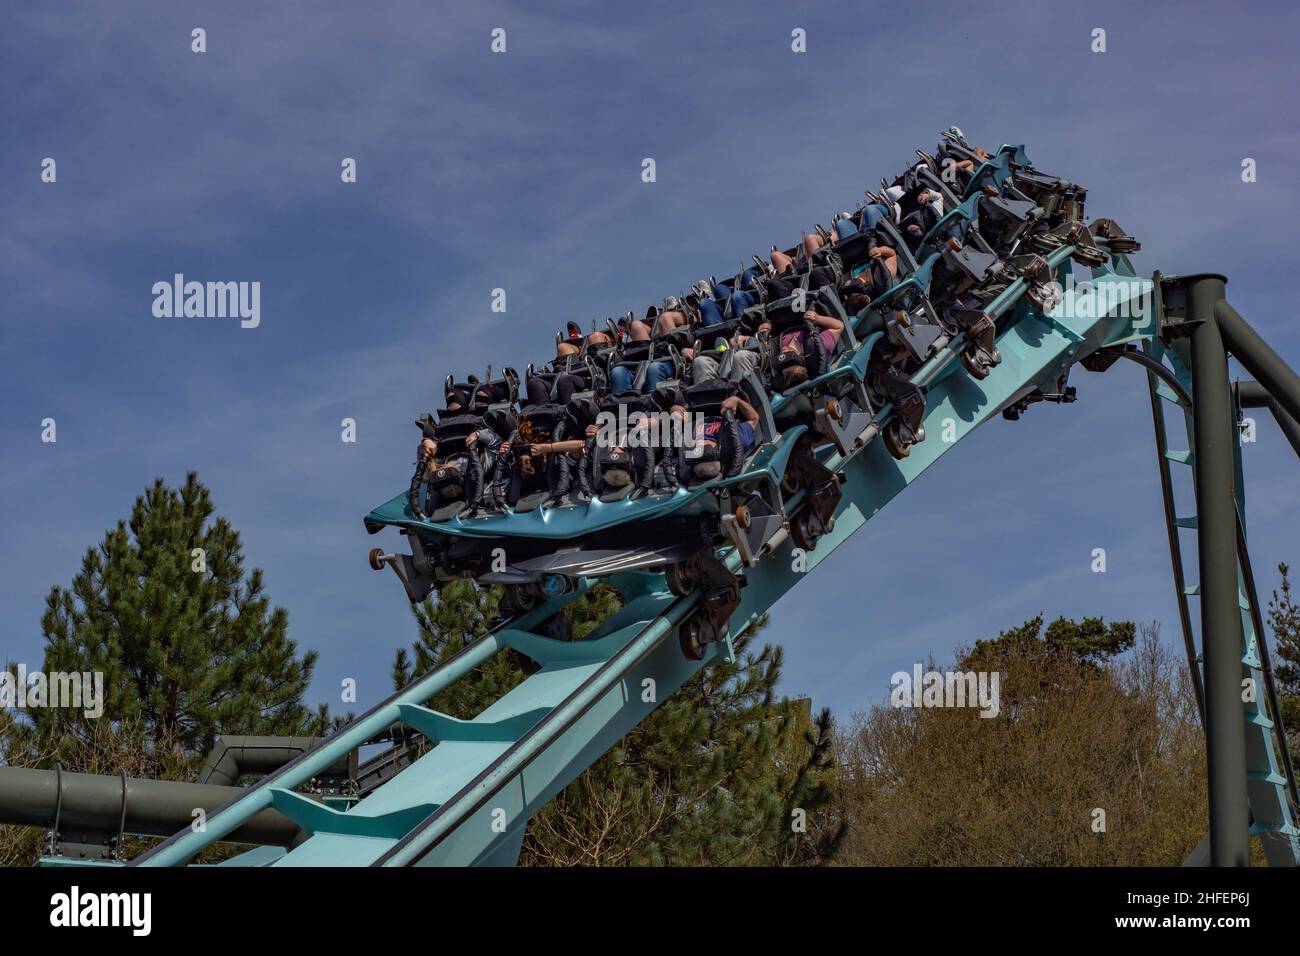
<box><xmin>1186</xmin><ymin>274</ymin><xmax>1251</xmax><ymax>866</ymax></box>
<box><xmin>197</xmin><ymin>736</ymin><xmax>353</xmax><ymax>787</ymax></box>
<box><xmin>0</xmin><ymin>766</ymin><xmax>304</xmax><ymax>847</ymax></box>
<box><xmin>1216</xmin><ymin>300</ymin><xmax>1300</xmax><ymax>426</ymax></box>
<box><xmin>1237</xmin><ymin>380</ymin><xmax>1300</xmax><ymax>459</ymax></box>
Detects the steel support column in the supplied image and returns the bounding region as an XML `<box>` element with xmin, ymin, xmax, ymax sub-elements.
<box><xmin>1186</xmin><ymin>274</ymin><xmax>1251</xmax><ymax>866</ymax></box>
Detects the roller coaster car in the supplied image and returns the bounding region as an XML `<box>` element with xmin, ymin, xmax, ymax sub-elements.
<box><xmin>918</xmin><ymin>195</ymin><xmax>1004</xmax><ymax>294</ymax></box>
<box><xmin>366</xmin><ymin>371</ymin><xmax>810</xmax><ymax>603</ymax></box>
<box><xmin>369</xmin><ymin>136</ymin><xmax>1110</xmax><ymax>612</ymax></box>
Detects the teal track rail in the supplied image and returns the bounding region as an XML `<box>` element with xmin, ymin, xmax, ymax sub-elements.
<box><xmin>109</xmin><ymin>247</ymin><xmax>1296</xmax><ymax>867</ymax></box>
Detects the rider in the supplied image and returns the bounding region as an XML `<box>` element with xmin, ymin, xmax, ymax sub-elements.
<box><xmin>673</xmin><ymin>395</ymin><xmax>760</xmax><ymax>482</ymax></box>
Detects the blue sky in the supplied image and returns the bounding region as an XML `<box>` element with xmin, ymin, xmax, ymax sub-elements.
<box><xmin>2</xmin><ymin>0</ymin><xmax>1298</xmax><ymax>722</ymax></box>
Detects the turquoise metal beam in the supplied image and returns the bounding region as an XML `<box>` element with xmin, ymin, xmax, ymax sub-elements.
<box><xmin>130</xmin><ymin>585</ymin><xmax>593</xmax><ymax>866</ymax></box>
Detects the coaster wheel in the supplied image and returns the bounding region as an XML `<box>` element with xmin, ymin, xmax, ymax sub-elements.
<box><xmin>883</xmin><ymin>419</ymin><xmax>911</xmax><ymax>460</ymax></box>
<box><xmin>791</xmin><ymin>511</ymin><xmax>817</xmax><ymax>552</ymax></box>
<box><xmin>500</xmin><ymin>582</ymin><xmax>540</xmax><ymax>615</ymax></box>
<box><xmin>679</xmin><ymin>612</ymin><xmax>716</xmax><ymax>661</ymax></box>
<box><xmin>666</xmin><ymin>560</ymin><xmax>700</xmax><ymax>597</ymax></box>
<box><xmin>368</xmin><ymin>548</ymin><xmax>385</xmax><ymax>572</ymax></box>
<box><xmin>734</xmin><ymin>504</ymin><xmax>752</xmax><ymax>531</ymax></box>
<box><xmin>960</xmin><ymin>348</ymin><xmax>991</xmax><ymax>380</ymax></box>
<box><xmin>1072</xmin><ymin>245</ymin><xmax>1108</xmax><ymax>268</ymax></box>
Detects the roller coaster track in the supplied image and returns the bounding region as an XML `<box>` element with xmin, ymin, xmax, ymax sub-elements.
<box><xmin>28</xmin><ymin>240</ymin><xmax>1297</xmax><ymax>867</ymax></box>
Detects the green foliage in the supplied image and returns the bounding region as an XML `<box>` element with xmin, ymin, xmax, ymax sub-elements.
<box><xmin>522</xmin><ymin>620</ymin><xmax>843</xmax><ymax>866</ymax></box>
<box><xmin>393</xmin><ymin>578</ymin><xmax>510</xmax><ymax>718</ymax></box>
<box><xmin>1267</xmin><ymin>563</ymin><xmax>1300</xmax><ymax>765</ymax></box>
<box><xmin>836</xmin><ymin>618</ymin><xmax>1205</xmax><ymax>865</ymax></box>
<box><xmin>1</xmin><ymin>473</ymin><xmax>329</xmax><ymax>865</ymax></box>
<box><xmin>966</xmin><ymin>614</ymin><xmax>1136</xmax><ymax>670</ymax></box>
<box><xmin>22</xmin><ymin>472</ymin><xmax>326</xmax><ymax>761</ymax></box>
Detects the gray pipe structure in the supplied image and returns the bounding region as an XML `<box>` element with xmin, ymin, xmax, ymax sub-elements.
<box><xmin>1217</xmin><ymin>300</ymin><xmax>1300</xmax><ymax>428</ymax></box>
<box><xmin>0</xmin><ymin>765</ymin><xmax>305</xmax><ymax>855</ymax></box>
<box><xmin>1236</xmin><ymin>380</ymin><xmax>1300</xmax><ymax>460</ymax></box>
<box><xmin>0</xmin><ymin>735</ymin><xmax>357</xmax><ymax>860</ymax></box>
<box><xmin>1184</xmin><ymin>274</ymin><xmax>1252</xmax><ymax>867</ymax></box>
<box><xmin>197</xmin><ymin>736</ymin><xmax>356</xmax><ymax>787</ymax></box>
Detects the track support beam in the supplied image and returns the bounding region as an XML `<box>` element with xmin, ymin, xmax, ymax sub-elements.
<box><xmin>1184</xmin><ymin>274</ymin><xmax>1251</xmax><ymax>866</ymax></box>
<box><xmin>1216</xmin><ymin>301</ymin><xmax>1300</xmax><ymax>427</ymax></box>
<box><xmin>1236</xmin><ymin>380</ymin><xmax>1300</xmax><ymax>460</ymax></box>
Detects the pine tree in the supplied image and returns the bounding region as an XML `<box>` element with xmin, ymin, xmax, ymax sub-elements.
<box><xmin>25</xmin><ymin>472</ymin><xmax>326</xmax><ymax>762</ymax></box>
<box><xmin>967</xmin><ymin>614</ymin><xmax>1136</xmax><ymax>671</ymax></box>
<box><xmin>1266</xmin><ymin>563</ymin><xmax>1300</xmax><ymax>763</ymax></box>
<box><xmin>392</xmin><ymin>583</ymin><xmax>843</xmax><ymax>865</ymax></box>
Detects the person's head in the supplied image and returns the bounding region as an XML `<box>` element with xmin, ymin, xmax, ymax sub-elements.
<box><xmin>518</xmin><ymin>417</ymin><xmax>550</xmax><ymax>445</ymax></box>
<box><xmin>602</xmin><ymin>447</ymin><xmax>634</xmax><ymax>488</ymax></box>
<box><xmin>844</xmin><ymin>284</ymin><xmax>872</xmax><ymax>312</ymax></box>
<box><xmin>429</xmin><ymin>460</ymin><xmax>464</xmax><ymax>500</ymax></box>
<box><xmin>781</xmin><ymin>364</ymin><xmax>809</xmax><ymax>389</ymax></box>
<box><xmin>556</xmin><ymin>340</ymin><xmax>580</xmax><ymax>359</ymax></box>
<box><xmin>774</xmin><ymin>346</ymin><xmax>808</xmax><ymax>390</ymax></box>
<box><xmin>586</xmin><ymin>330</ymin><xmax>612</xmax><ymax>350</ymax></box>
<box><xmin>690</xmin><ymin>438</ymin><xmax>722</xmax><ymax>480</ymax></box>
<box><xmin>445</xmin><ymin>386</ymin><xmax>469</xmax><ymax>413</ymax></box>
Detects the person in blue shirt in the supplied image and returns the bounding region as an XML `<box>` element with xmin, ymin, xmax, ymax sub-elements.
<box><xmin>674</xmin><ymin>395</ymin><xmax>760</xmax><ymax>482</ymax></box>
